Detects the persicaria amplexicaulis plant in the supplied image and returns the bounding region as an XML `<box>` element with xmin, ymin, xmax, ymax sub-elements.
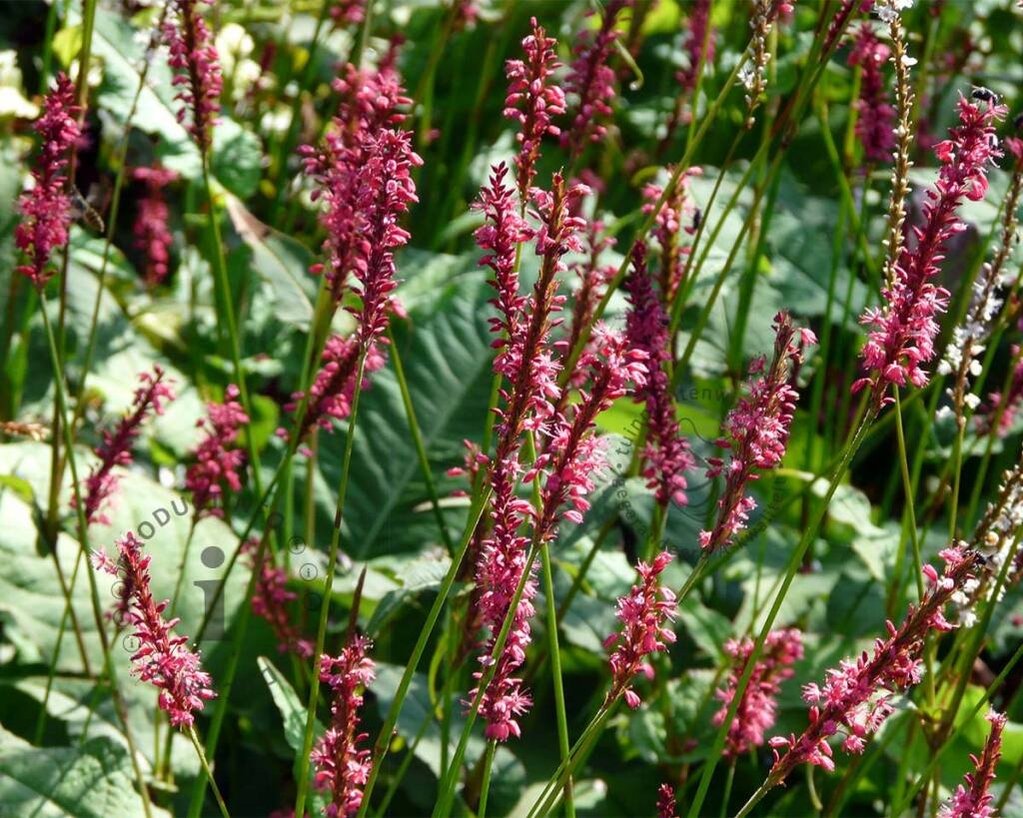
<box><xmin>311</xmin><ymin>635</ymin><xmax>375</xmax><ymax>817</ymax></box>
<box><xmin>164</xmin><ymin>0</ymin><xmax>222</xmax><ymax>152</ymax></box>
<box><xmin>15</xmin><ymin>72</ymin><xmax>81</xmax><ymax>288</ymax></box>
<box><xmin>603</xmin><ymin>550</ymin><xmax>676</xmax><ymax>709</ymax></box>
<box><xmin>12</xmin><ymin>6</ymin><xmax>1023</xmax><ymax>817</ymax></box>
<box><xmin>700</xmin><ymin>312</ymin><xmax>815</xmax><ymax>552</ymax></box>
<box><xmin>74</xmin><ymin>367</ymin><xmax>175</xmax><ymax>526</ymax></box>
<box><xmin>94</xmin><ymin>532</ymin><xmax>215</xmax><ymax>727</ymax></box>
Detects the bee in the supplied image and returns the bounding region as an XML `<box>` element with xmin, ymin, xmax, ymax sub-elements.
<box><xmin>691</xmin><ymin>208</ymin><xmax>702</xmax><ymax>231</ymax></box>
<box><xmin>970</xmin><ymin>86</ymin><xmax>1000</xmax><ymax>105</ymax></box>
<box><xmin>69</xmin><ymin>184</ymin><xmax>105</xmax><ymax>232</ymax></box>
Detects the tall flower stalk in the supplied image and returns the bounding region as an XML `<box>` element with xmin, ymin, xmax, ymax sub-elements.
<box><xmin>75</xmin><ymin>367</ymin><xmax>175</xmax><ymax>526</ymax></box>
<box><xmin>15</xmin><ymin>72</ymin><xmax>81</xmax><ymax>288</ymax></box>
<box><xmin>503</xmin><ymin>17</ymin><xmax>565</xmax><ymax>199</ymax></box>
<box><xmin>732</xmin><ymin>546</ymin><xmax>979</xmax><ymax>816</ymax></box>
<box><xmin>603</xmin><ymin>551</ymin><xmax>676</xmax><ymax>709</ymax></box>
<box><xmin>562</xmin><ymin>0</ymin><xmax>631</xmax><ymax>162</ymax></box>
<box><xmin>938</xmin><ymin>709</ymin><xmax>1006</xmax><ymax>818</ymax></box>
<box><xmin>700</xmin><ymin>312</ymin><xmax>814</xmax><ymax>552</ymax></box>
<box><xmin>469</xmin><ymin>173</ymin><xmax>586</xmax><ymax>742</ymax></box>
<box><xmin>165</xmin><ymin>0</ymin><xmax>222</xmax><ymax>152</ymax></box>
<box><xmin>311</xmin><ymin>636</ymin><xmax>376</xmax><ymax>817</ymax></box>
<box><xmin>94</xmin><ymin>533</ymin><xmax>216</xmax><ymax>727</ymax></box>
<box><xmin>625</xmin><ymin>244</ymin><xmax>693</xmax><ymax>510</ymax></box>
<box><xmin>855</xmin><ymin>94</ymin><xmax>1005</xmax><ymax>406</ymax></box>
<box><xmin>714</xmin><ymin>628</ymin><xmax>803</xmax><ymax>757</ymax></box>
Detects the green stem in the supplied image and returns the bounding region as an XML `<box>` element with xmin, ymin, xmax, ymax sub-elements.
<box><xmin>685</xmin><ymin>412</ymin><xmax>874</xmax><ymax>818</ymax></box>
<box><xmin>354</xmin><ymin>488</ymin><xmax>492</xmax><ymax>817</ymax></box>
<box><xmin>541</xmin><ymin>544</ymin><xmax>575</xmax><ymax>818</ymax></box>
<box><xmin>477</xmin><ymin>740</ymin><xmax>497</xmax><ymax>818</ymax></box>
<box><xmin>39</xmin><ymin>299</ymin><xmax>154</xmax><ymax>818</ymax></box>
<box><xmin>387</xmin><ymin>325</ymin><xmax>454</xmax><ymax>554</ymax></box>
<box><xmin>188</xmin><ymin>725</ymin><xmax>230</xmax><ymax>818</ymax></box>
<box><xmin>293</xmin><ymin>349</ymin><xmax>371</xmax><ymax>818</ymax></box>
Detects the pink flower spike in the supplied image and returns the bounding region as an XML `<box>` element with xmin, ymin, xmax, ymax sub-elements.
<box><xmin>101</xmin><ymin>532</ymin><xmax>215</xmax><ymax>727</ymax></box>
<box><xmin>625</xmin><ymin>243</ymin><xmax>694</xmax><ymax>509</ymax></box>
<box><xmin>604</xmin><ymin>551</ymin><xmax>677</xmax><ymax>708</ymax></box>
<box><xmin>301</xmin><ymin>62</ymin><xmax>412</xmax><ymax>303</ymax></box>
<box><xmin>562</xmin><ymin>0</ymin><xmax>632</xmax><ymax>161</ymax></box>
<box><xmin>657</xmin><ymin>783</ymin><xmax>679</xmax><ymax>818</ymax></box>
<box><xmin>938</xmin><ymin>709</ymin><xmax>1007</xmax><ymax>818</ymax></box>
<box><xmin>503</xmin><ymin>17</ymin><xmax>566</xmax><ymax>198</ymax></box>
<box><xmin>469</xmin><ymin>174</ymin><xmax>590</xmax><ymax>742</ymax></box>
<box><xmin>642</xmin><ymin>168</ymin><xmax>699</xmax><ymax>302</ymax></box>
<box><xmin>185</xmin><ymin>384</ymin><xmax>249</xmax><ymax>519</ymax></box>
<box><xmin>713</xmin><ymin>628</ymin><xmax>803</xmax><ymax>757</ymax></box>
<box><xmin>678</xmin><ymin>0</ymin><xmax>715</xmax><ymax>94</ymax></box>
<box><xmin>74</xmin><ymin>367</ymin><xmax>175</xmax><ymax>527</ymax></box>
<box><xmin>15</xmin><ymin>72</ymin><xmax>82</xmax><ymax>289</ymax></box>
<box><xmin>768</xmin><ymin>546</ymin><xmax>979</xmax><ymax>785</ymax></box>
<box><xmin>289</xmin><ymin>336</ymin><xmax>386</xmax><ymax>442</ymax></box>
<box><xmin>700</xmin><ymin>312</ymin><xmax>814</xmax><ymax>552</ymax></box>
<box><xmin>311</xmin><ymin>636</ymin><xmax>375</xmax><ymax>817</ymax></box>
<box><xmin>132</xmin><ymin>164</ymin><xmax>177</xmax><ymax>286</ymax></box>
<box><xmin>164</xmin><ymin>0</ymin><xmax>222</xmax><ymax>152</ymax></box>
<box><xmin>242</xmin><ymin>539</ymin><xmax>313</xmax><ymax>658</ymax></box>
<box><xmin>474</xmin><ymin>162</ymin><xmax>533</xmax><ymax>341</ymax></box>
<box><xmin>532</xmin><ymin>325</ymin><xmax>647</xmax><ymax>544</ymax></box>
<box><xmin>848</xmin><ymin>24</ymin><xmax>895</xmax><ymax>165</ymax></box>
<box><xmin>856</xmin><ymin>94</ymin><xmax>1006</xmax><ymax>405</ymax></box>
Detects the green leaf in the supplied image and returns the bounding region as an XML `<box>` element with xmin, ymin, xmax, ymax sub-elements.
<box><xmin>224</xmin><ymin>195</ymin><xmax>316</xmax><ymax>330</ymax></box>
<box><xmin>365</xmin><ymin>554</ymin><xmax>452</xmax><ymax>637</ymax></box>
<box><xmin>0</xmin><ymin>726</ymin><xmax>168</xmax><ymax>818</ymax></box>
<box><xmin>258</xmin><ymin>656</ymin><xmax>320</xmax><ymax>754</ymax></box>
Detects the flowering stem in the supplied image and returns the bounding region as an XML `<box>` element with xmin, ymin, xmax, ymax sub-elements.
<box><xmin>187</xmin><ymin>725</ymin><xmax>230</xmax><ymax>818</ymax></box>
<box><xmin>293</xmin><ymin>348</ymin><xmax>370</xmax><ymax>818</ymax></box>
<box><xmin>684</xmin><ymin>411</ymin><xmax>875</xmax><ymax>818</ymax></box>
<box><xmin>38</xmin><ymin>299</ymin><xmax>154</xmax><ymax>818</ymax></box>
<box><xmin>200</xmin><ymin>158</ymin><xmax>265</xmax><ymax>499</ymax></box>
<box><xmin>354</xmin><ymin>486</ymin><xmax>492</xmax><ymax>817</ymax></box>
<box><xmin>431</xmin><ymin>541</ymin><xmax>540</xmax><ymax>818</ymax></box>
<box><xmin>890</xmin><ymin>633</ymin><xmax>1023</xmax><ymax>818</ymax></box>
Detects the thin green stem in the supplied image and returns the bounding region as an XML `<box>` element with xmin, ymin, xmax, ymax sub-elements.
<box><xmin>387</xmin><ymin>325</ymin><xmax>454</xmax><ymax>554</ymax></box>
<box><xmin>477</xmin><ymin>740</ymin><xmax>497</xmax><ymax>818</ymax></box>
<box><xmin>354</xmin><ymin>488</ymin><xmax>491</xmax><ymax>817</ymax></box>
<box><xmin>293</xmin><ymin>349</ymin><xmax>370</xmax><ymax>818</ymax></box>
<box><xmin>188</xmin><ymin>725</ymin><xmax>230</xmax><ymax>818</ymax></box>
<box><xmin>541</xmin><ymin>544</ymin><xmax>574</xmax><ymax>817</ymax></box>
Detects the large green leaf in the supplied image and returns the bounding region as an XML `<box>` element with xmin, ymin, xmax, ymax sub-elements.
<box><xmin>0</xmin><ymin>727</ymin><xmax>168</xmax><ymax>818</ymax></box>
<box><xmin>0</xmin><ymin>442</ymin><xmax>248</xmax><ymax>674</ymax></box>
